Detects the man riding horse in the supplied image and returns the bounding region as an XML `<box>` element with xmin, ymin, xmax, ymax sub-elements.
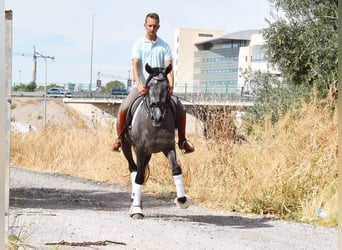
<box><xmin>111</xmin><ymin>12</ymin><xmax>194</xmax><ymax>154</ymax></box>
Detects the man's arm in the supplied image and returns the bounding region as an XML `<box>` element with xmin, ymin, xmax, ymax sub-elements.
<box><xmin>132</xmin><ymin>58</ymin><xmax>147</xmax><ymax>94</ymax></box>
<box><xmin>165</xmin><ymin>60</ymin><xmax>174</xmax><ymax>95</ymax></box>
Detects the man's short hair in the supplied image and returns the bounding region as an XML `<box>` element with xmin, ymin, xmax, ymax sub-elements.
<box><xmin>145</xmin><ymin>13</ymin><xmax>160</xmax><ymax>23</ymax></box>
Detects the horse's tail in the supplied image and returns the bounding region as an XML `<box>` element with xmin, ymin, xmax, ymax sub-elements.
<box><xmin>144</xmin><ymin>163</ymin><xmax>150</xmax><ymax>184</ymax></box>
<box><xmin>169</xmin><ymin>96</ymin><xmax>179</xmax><ymax>127</ymax></box>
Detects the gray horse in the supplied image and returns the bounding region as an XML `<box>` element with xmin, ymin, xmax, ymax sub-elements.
<box><xmin>121</xmin><ymin>63</ymin><xmax>190</xmax><ymax>219</ymax></box>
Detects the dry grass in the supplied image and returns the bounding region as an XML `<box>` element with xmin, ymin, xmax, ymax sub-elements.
<box><xmin>10</xmin><ymin>96</ymin><xmax>338</xmax><ymax>227</ymax></box>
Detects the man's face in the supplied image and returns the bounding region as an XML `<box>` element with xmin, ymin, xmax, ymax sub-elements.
<box><xmin>144</xmin><ymin>17</ymin><xmax>160</xmax><ymax>37</ymax></box>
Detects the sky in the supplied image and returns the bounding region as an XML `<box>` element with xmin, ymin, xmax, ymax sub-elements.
<box><xmin>5</xmin><ymin>0</ymin><xmax>273</xmax><ymax>88</ymax></box>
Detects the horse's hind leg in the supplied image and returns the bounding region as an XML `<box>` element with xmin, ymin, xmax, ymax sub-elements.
<box><xmin>122</xmin><ymin>141</ymin><xmax>137</xmax><ymax>172</ymax></box>
<box><xmin>164</xmin><ymin>150</ymin><xmax>191</xmax><ymax>209</ymax></box>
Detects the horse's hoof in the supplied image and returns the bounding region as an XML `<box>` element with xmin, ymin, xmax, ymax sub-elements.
<box><xmin>131</xmin><ymin>213</ymin><xmax>144</xmax><ymax>219</ymax></box>
<box><xmin>130</xmin><ymin>206</ymin><xmax>144</xmax><ymax>219</ymax></box>
<box><xmin>174</xmin><ymin>195</ymin><xmax>191</xmax><ymax>209</ymax></box>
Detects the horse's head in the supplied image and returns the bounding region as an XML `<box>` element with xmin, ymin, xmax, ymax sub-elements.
<box><xmin>144</xmin><ymin>63</ymin><xmax>172</xmax><ymax>127</ymax></box>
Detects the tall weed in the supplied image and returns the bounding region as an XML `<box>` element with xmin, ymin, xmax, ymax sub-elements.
<box><xmin>10</xmin><ymin>94</ymin><xmax>337</xmax><ymax>226</ymax></box>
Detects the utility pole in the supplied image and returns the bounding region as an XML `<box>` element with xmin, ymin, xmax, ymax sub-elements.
<box><xmin>34</xmin><ymin>49</ymin><xmax>54</xmax><ymax>126</ymax></box>
<box><xmin>33</xmin><ymin>45</ymin><xmax>37</xmax><ymax>83</ymax></box>
<box><xmin>1</xmin><ymin>6</ymin><xmax>12</xmax><ymax>246</ymax></box>
<box><xmin>89</xmin><ymin>13</ymin><xmax>95</xmax><ymax>91</ymax></box>
<box><xmin>0</xmin><ymin>4</ymin><xmax>5</xmax><ymax>245</ymax></box>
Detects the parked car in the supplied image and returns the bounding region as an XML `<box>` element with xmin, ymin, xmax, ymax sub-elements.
<box><xmin>47</xmin><ymin>88</ymin><xmax>72</xmax><ymax>98</ymax></box>
<box><xmin>111</xmin><ymin>87</ymin><xmax>130</xmax><ymax>98</ymax></box>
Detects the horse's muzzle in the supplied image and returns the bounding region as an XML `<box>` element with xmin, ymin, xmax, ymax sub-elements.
<box><xmin>150</xmin><ymin>106</ymin><xmax>163</xmax><ymax>127</ymax></box>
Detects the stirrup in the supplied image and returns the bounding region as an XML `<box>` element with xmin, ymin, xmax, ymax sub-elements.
<box><xmin>110</xmin><ymin>139</ymin><xmax>122</xmax><ymax>152</ymax></box>
<box><xmin>179</xmin><ymin>140</ymin><xmax>194</xmax><ymax>154</ymax></box>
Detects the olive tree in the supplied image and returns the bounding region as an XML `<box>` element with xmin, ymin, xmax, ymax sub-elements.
<box><xmin>263</xmin><ymin>0</ymin><xmax>338</xmax><ymax>97</ymax></box>
<box><xmin>243</xmin><ymin>0</ymin><xmax>337</xmax><ymax>129</ymax></box>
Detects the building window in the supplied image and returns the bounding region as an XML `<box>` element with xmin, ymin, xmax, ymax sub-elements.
<box><xmin>201</xmin><ymin>68</ymin><xmax>238</xmax><ymax>74</ymax></box>
<box><xmin>203</xmin><ymin>43</ymin><xmax>213</xmax><ymax>50</ymax></box>
<box><xmin>252</xmin><ymin>45</ymin><xmax>266</xmax><ymax>62</ymax></box>
<box><xmin>198</xmin><ymin>33</ymin><xmax>214</xmax><ymax>37</ymax></box>
<box><xmin>201</xmin><ymin>56</ymin><xmax>238</xmax><ymax>63</ymax></box>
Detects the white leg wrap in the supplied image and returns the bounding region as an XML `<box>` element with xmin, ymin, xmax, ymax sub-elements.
<box><xmin>132</xmin><ymin>182</ymin><xmax>142</xmax><ymax>207</ymax></box>
<box><xmin>130</xmin><ymin>172</ymin><xmax>137</xmax><ymax>199</ymax></box>
<box><xmin>173</xmin><ymin>174</ymin><xmax>185</xmax><ymax>198</ymax></box>
<box><xmin>131</xmin><ymin>171</ymin><xmax>137</xmax><ymax>185</ymax></box>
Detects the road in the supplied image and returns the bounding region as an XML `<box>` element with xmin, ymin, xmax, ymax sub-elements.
<box><xmin>8</xmin><ymin>166</ymin><xmax>338</xmax><ymax>250</ymax></box>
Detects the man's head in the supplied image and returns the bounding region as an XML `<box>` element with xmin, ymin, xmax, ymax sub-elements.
<box><xmin>144</xmin><ymin>12</ymin><xmax>160</xmax><ymax>39</ymax></box>
<box><xmin>145</xmin><ymin>13</ymin><xmax>159</xmax><ymax>23</ymax></box>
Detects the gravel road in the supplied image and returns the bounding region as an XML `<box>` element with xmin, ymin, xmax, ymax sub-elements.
<box><xmin>8</xmin><ymin>165</ymin><xmax>338</xmax><ymax>250</ymax></box>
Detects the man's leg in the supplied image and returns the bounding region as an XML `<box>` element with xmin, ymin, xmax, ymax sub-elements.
<box><xmin>111</xmin><ymin>88</ymin><xmax>139</xmax><ymax>152</ymax></box>
<box><xmin>111</xmin><ymin>109</ymin><xmax>126</xmax><ymax>151</ymax></box>
<box><xmin>176</xmin><ymin>99</ymin><xmax>194</xmax><ymax>154</ymax></box>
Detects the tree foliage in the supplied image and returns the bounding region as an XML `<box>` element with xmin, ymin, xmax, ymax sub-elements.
<box><xmin>244</xmin><ymin>72</ymin><xmax>312</xmax><ymax>132</ymax></box>
<box><xmin>98</xmin><ymin>80</ymin><xmax>125</xmax><ymax>93</ymax></box>
<box><xmin>263</xmin><ymin>0</ymin><xmax>338</xmax><ymax>96</ymax></box>
<box><xmin>13</xmin><ymin>81</ymin><xmax>37</xmax><ymax>92</ymax></box>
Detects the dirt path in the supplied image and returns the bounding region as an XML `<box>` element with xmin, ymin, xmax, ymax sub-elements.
<box><xmin>8</xmin><ymin>166</ymin><xmax>338</xmax><ymax>250</ymax></box>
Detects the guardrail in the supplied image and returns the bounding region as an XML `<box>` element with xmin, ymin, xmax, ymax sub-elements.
<box><xmin>175</xmin><ymin>92</ymin><xmax>254</xmax><ymax>103</ymax></box>
<box><xmin>11</xmin><ymin>91</ymin><xmax>255</xmax><ymax>103</ymax></box>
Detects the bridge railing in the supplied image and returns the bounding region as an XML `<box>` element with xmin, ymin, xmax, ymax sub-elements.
<box><xmin>174</xmin><ymin>83</ymin><xmax>254</xmax><ymax>103</ymax></box>
<box><xmin>12</xmin><ymin>90</ymin><xmax>255</xmax><ymax>103</ymax></box>
<box><xmin>174</xmin><ymin>92</ymin><xmax>254</xmax><ymax>103</ymax></box>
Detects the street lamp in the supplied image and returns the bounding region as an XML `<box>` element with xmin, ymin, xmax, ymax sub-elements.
<box><xmin>89</xmin><ymin>13</ymin><xmax>95</xmax><ymax>91</ymax></box>
<box><xmin>34</xmin><ymin>48</ymin><xmax>54</xmax><ymax>127</ymax></box>
<box><xmin>18</xmin><ymin>70</ymin><xmax>21</xmax><ymax>85</ymax></box>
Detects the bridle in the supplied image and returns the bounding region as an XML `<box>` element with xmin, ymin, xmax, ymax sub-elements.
<box><xmin>144</xmin><ymin>73</ymin><xmax>170</xmax><ymax>125</ymax></box>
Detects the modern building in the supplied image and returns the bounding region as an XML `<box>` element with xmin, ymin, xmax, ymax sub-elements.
<box><xmin>237</xmin><ymin>33</ymin><xmax>281</xmax><ymax>95</ymax></box>
<box><xmin>173</xmin><ymin>28</ymin><xmax>226</xmax><ymax>93</ymax></box>
<box><xmin>173</xmin><ymin>28</ymin><xmax>278</xmax><ymax>96</ymax></box>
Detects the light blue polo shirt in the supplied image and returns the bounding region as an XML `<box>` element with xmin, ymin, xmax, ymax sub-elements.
<box><xmin>131</xmin><ymin>36</ymin><xmax>173</xmax><ymax>85</ymax></box>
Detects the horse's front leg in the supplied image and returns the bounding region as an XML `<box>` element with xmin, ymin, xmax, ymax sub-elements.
<box><xmin>130</xmin><ymin>153</ymin><xmax>151</xmax><ymax>219</ymax></box>
<box><xmin>164</xmin><ymin>149</ymin><xmax>191</xmax><ymax>209</ymax></box>
<box><xmin>121</xmin><ymin>141</ymin><xmax>139</xmax><ymax>201</ymax></box>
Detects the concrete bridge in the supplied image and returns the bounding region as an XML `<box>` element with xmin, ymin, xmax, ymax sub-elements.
<box><xmin>63</xmin><ymin>97</ymin><xmax>253</xmax><ymax>136</ymax></box>
<box><xmin>63</xmin><ymin>97</ymin><xmax>253</xmax><ymax>121</ymax></box>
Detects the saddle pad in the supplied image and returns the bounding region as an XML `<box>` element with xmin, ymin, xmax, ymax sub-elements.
<box><xmin>127</xmin><ymin>95</ymin><xmax>144</xmax><ymax>126</ymax></box>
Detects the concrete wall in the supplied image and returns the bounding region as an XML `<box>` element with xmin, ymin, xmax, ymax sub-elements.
<box><xmin>66</xmin><ymin>101</ymin><xmax>203</xmax><ymax>135</ymax></box>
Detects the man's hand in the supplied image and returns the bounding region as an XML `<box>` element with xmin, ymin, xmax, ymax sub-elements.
<box><xmin>168</xmin><ymin>85</ymin><xmax>174</xmax><ymax>96</ymax></box>
<box><xmin>138</xmin><ymin>84</ymin><xmax>147</xmax><ymax>95</ymax></box>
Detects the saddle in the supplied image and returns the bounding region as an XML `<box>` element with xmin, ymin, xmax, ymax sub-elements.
<box><xmin>126</xmin><ymin>95</ymin><xmax>178</xmax><ymax>128</ymax></box>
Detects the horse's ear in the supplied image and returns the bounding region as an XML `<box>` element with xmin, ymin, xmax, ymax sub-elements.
<box><xmin>145</xmin><ymin>63</ymin><xmax>152</xmax><ymax>74</ymax></box>
<box><xmin>165</xmin><ymin>64</ymin><xmax>172</xmax><ymax>75</ymax></box>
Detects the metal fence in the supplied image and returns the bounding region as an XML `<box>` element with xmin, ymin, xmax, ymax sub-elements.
<box><xmin>174</xmin><ymin>83</ymin><xmax>254</xmax><ymax>103</ymax></box>
<box><xmin>12</xmin><ymin>90</ymin><xmax>255</xmax><ymax>103</ymax></box>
